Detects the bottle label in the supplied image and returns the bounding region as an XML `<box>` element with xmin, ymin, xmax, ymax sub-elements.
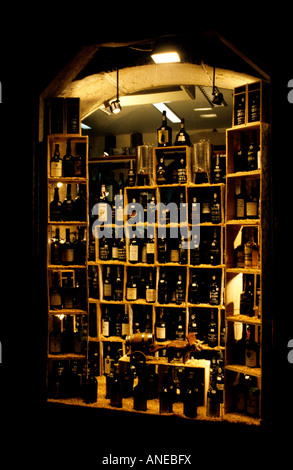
<box><xmin>112</xmin><ymin>246</ymin><xmax>119</xmax><ymax>259</ymax></box>
<box><xmin>127</xmin><ymin>287</ymin><xmax>137</xmax><ymax>300</ymax></box>
<box><xmin>98</xmin><ymin>203</ymin><xmax>108</xmax><ymax>221</ymax></box>
<box><xmin>146</xmin><ymin>288</ymin><xmax>156</xmax><ymax>302</ymax></box>
<box><xmin>62</xmin><ymin>248</ymin><xmax>74</xmax><ymax>263</ymax></box>
<box><xmin>156</xmin><ymin>326</ymin><xmax>166</xmax><ymax>340</ymax></box>
<box><xmin>158</xmin><ymin>129</ymin><xmax>169</xmax><ymax>145</ymax></box>
<box><xmin>103</xmin><ymin>284</ymin><xmax>112</xmax><ymax>298</ymax></box>
<box><xmin>102</xmin><ymin>321</ymin><xmax>109</xmax><ymax>337</ymax></box>
<box><xmin>236</xmin><ymin>199</ymin><xmax>245</xmax><ymax>218</ymax></box>
<box><xmin>51</xmin><ymin>161</ymin><xmax>62</xmax><ymax>177</ymax></box>
<box><xmin>129</xmin><ymin>244</ymin><xmax>139</xmax><ymax>261</ymax></box>
<box><xmin>178</xmin><ymin>168</ymin><xmax>187</xmax><ymax>183</ymax></box>
<box><xmin>246</xmin><ymin>202</ymin><xmax>258</xmax><ymax>218</ymax></box>
<box><xmin>170</xmin><ymin>249</ymin><xmax>179</xmax><ymax>263</ymax></box>
<box><xmin>122</xmin><ymin>322</ymin><xmax>130</xmax><ymax>336</ymax></box>
<box><xmin>146</xmin><ymin>243</ymin><xmax>155</xmax><ymax>254</ymax></box>
<box><xmin>50</xmin><ymin>292</ymin><xmax>62</xmax><ymax>307</ymax></box>
<box><xmin>245</xmin><ymin>348</ymin><xmax>257</xmax><ymax>367</ymax></box>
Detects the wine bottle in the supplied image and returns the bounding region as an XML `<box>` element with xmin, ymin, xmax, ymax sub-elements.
<box><xmin>246</xmin><ymin>375</ymin><xmax>260</xmax><ymax>416</ymax></box>
<box><xmin>177</xmin><ymin>156</ymin><xmax>187</xmax><ymax>183</ymax></box>
<box><xmin>183</xmin><ymin>371</ymin><xmax>198</xmax><ymax>418</ymax></box>
<box><xmin>249</xmin><ymin>91</ymin><xmax>260</xmax><ymax>122</ymax></box>
<box><xmin>99</xmin><ymin>235</ymin><xmax>110</xmax><ymax>261</ymax></box>
<box><xmin>235</xmin><ymin>180</ymin><xmax>246</xmax><ymax>219</ymax></box>
<box><xmin>102</xmin><ymin>308</ymin><xmax>110</xmax><ymax>337</ymax></box>
<box><xmin>174</xmin><ymin>118</ymin><xmax>191</xmax><ymax>146</ymax></box>
<box><xmin>210</xmin><ymin>192</ymin><xmax>221</xmax><ymax>224</ymax></box>
<box><xmin>170</xmin><ymin>238</ymin><xmax>179</xmax><ymax>263</ymax></box>
<box><xmin>145</xmin><ymin>270</ymin><xmax>156</xmax><ymax>303</ymax></box>
<box><xmin>201</xmin><ymin>193</ymin><xmax>211</xmax><ymax>223</ymax></box>
<box><xmin>103</xmin><ymin>266</ymin><xmax>112</xmax><ymax>300</ymax></box>
<box><xmin>155</xmin><ymin>308</ymin><xmax>167</xmax><ymax>342</ymax></box>
<box><xmin>175</xmin><ymin>312</ymin><xmax>185</xmax><ymax>341</ymax></box>
<box><xmin>118</xmin><ymin>237</ymin><xmax>126</xmax><ymax>262</ymax></box>
<box><xmin>210</xmin><ymin>228</ymin><xmax>221</xmax><ymax>266</ymax></box>
<box><xmin>209</xmin><ymin>275</ymin><xmax>220</xmax><ymax>306</ymax></box>
<box><xmin>212</xmin><ymin>154</ymin><xmax>222</xmax><ymax>183</ymax></box>
<box><xmin>179</xmin><ymin>236</ymin><xmax>188</xmax><ymax>264</ymax></box>
<box><xmin>157</xmin><ymin>110</ymin><xmax>172</xmax><ymax>147</ymax></box>
<box><xmin>240</xmin><ymin>277</ymin><xmax>254</xmax><ymax>317</ymax></box>
<box><xmin>50</xmin><ymin>187</ymin><xmax>62</xmax><ymax>221</ymax></box>
<box><xmin>207</xmin><ymin>378</ymin><xmax>220</xmax><ymax>417</ymax></box>
<box><xmin>235</xmin><ymin>95</ymin><xmax>245</xmax><ymax>126</ymax></box>
<box><xmin>246</xmin><ymin>182</ymin><xmax>258</xmax><ymax>219</ymax></box>
<box><xmin>159</xmin><ymin>370</ymin><xmax>173</xmax><ymax>414</ymax></box>
<box><xmin>97</xmin><ymin>184</ymin><xmax>110</xmax><ymax>222</ymax></box>
<box><xmin>61</xmin><ymin>228</ymin><xmax>74</xmax><ymax>265</ymax></box>
<box><xmin>146</xmin><ymin>233</ymin><xmax>155</xmax><ymax>264</ymax></box>
<box><xmin>207</xmin><ymin>309</ymin><xmax>218</xmax><ymax>347</ymax></box>
<box><xmin>74</xmin><ymin>226</ymin><xmax>86</xmax><ymax>265</ymax></box>
<box><xmin>129</xmin><ymin>233</ymin><xmax>140</xmax><ymax>263</ymax></box>
<box><xmin>126</xmin><ymin>274</ymin><xmax>138</xmax><ymax>301</ymax></box>
<box><xmin>62</xmin><ymin>140</ymin><xmax>74</xmax><ymax>177</ymax></box>
<box><xmin>175</xmin><ymin>274</ymin><xmax>185</xmax><ymax>305</ymax></box>
<box><xmin>127</xmin><ymin>159</ymin><xmax>136</xmax><ymax>187</ymax></box>
<box><xmin>158</xmin><ymin>270</ymin><xmax>168</xmax><ymax>304</ymax></box>
<box><xmin>190</xmin><ymin>197</ymin><xmax>200</xmax><ymax>225</ymax></box>
<box><xmin>50</xmin><ymin>143</ymin><xmax>62</xmax><ymax>178</ymax></box>
<box><xmin>189</xmin><ymin>273</ymin><xmax>200</xmax><ymax>304</ymax></box>
<box><xmin>113</xmin><ymin>266</ymin><xmax>123</xmax><ymax>301</ymax></box>
<box><xmin>234</xmin><ymin>134</ymin><xmax>247</xmax><ymax>172</ymax></box>
<box><xmin>74</xmin><ymin>184</ymin><xmax>86</xmax><ymax>221</ymax></box>
<box><xmin>49</xmin><ymin>316</ymin><xmax>62</xmax><ymax>354</ymax></box>
<box><xmin>62</xmin><ymin>272</ymin><xmax>74</xmax><ymax>309</ymax></box>
<box><xmin>245</xmin><ymin>325</ymin><xmax>258</xmax><ymax>368</ymax></box>
<box><xmin>111</xmin><ymin>235</ymin><xmax>119</xmax><ymax>261</ymax></box>
<box><xmin>133</xmin><ymin>372</ymin><xmax>147</xmax><ymax>411</ymax></box>
<box><xmin>121</xmin><ymin>310</ymin><xmax>130</xmax><ymax>338</ymax></box>
<box><xmin>247</xmin><ymin>133</ymin><xmax>259</xmax><ymax>171</ymax></box>
<box><xmin>156</xmin><ymin>155</ymin><xmax>167</xmax><ymax>184</ymax></box>
<box><xmin>62</xmin><ymin>184</ymin><xmax>75</xmax><ymax>221</ymax></box>
<box><xmin>51</xmin><ymin>228</ymin><xmax>61</xmax><ymax>265</ymax></box>
<box><xmin>157</xmin><ymin>236</ymin><xmax>168</xmax><ymax>263</ymax></box>
<box><xmin>110</xmin><ymin>363</ymin><xmax>122</xmax><ymax>408</ymax></box>
<box><xmin>50</xmin><ymin>272</ymin><xmax>62</xmax><ymax>310</ymax></box>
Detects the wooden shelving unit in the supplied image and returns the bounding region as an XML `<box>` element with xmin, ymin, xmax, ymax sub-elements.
<box><xmin>46</xmin><ymin>80</ymin><xmax>271</xmax><ymax>425</ymax></box>
<box><xmin>46</xmin><ymin>133</ymin><xmax>89</xmax><ymax>398</ymax></box>
<box><xmin>224</xmin><ymin>82</ymin><xmax>271</xmax><ymax>424</ymax></box>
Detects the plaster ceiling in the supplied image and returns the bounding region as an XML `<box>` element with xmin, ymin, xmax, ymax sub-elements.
<box><xmin>44</xmin><ymin>32</ymin><xmax>268</xmax><ymax>137</ymax></box>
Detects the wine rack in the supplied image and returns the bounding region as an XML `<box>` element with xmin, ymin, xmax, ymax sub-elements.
<box><xmin>224</xmin><ymin>119</ymin><xmax>270</xmax><ymax>424</ymax></box>
<box><xmin>46</xmin><ymin>133</ymin><xmax>89</xmax><ymax>399</ymax></box>
<box><xmin>86</xmin><ymin>145</ymin><xmax>226</xmax><ymax>418</ymax></box>
<box><xmin>46</xmin><ymin>81</ymin><xmax>271</xmax><ymax>424</ymax></box>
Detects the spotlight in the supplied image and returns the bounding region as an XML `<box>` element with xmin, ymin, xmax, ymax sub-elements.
<box><xmin>110</xmin><ymin>99</ymin><xmax>122</xmax><ymax>114</ymax></box>
<box><xmin>110</xmin><ymin>67</ymin><xmax>122</xmax><ymax>114</ymax></box>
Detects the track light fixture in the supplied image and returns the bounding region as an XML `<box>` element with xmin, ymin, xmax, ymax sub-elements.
<box><xmin>110</xmin><ymin>67</ymin><xmax>122</xmax><ymax>114</ymax></box>
<box><xmin>212</xmin><ymin>67</ymin><xmax>225</xmax><ymax>106</ymax></box>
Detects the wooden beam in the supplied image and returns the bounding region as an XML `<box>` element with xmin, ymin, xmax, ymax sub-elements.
<box><xmin>40</xmin><ymin>44</ymin><xmax>99</xmax><ymax>99</ymax></box>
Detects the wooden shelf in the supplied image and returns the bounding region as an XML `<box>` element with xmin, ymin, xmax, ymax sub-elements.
<box><xmin>225</xmin><ymin>364</ymin><xmax>262</xmax><ymax>378</ymax></box>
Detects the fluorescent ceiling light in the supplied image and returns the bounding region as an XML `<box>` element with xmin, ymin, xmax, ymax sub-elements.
<box><xmin>151</xmin><ymin>52</ymin><xmax>180</xmax><ymax>64</ymax></box>
<box><xmin>81</xmin><ymin>122</ymin><xmax>91</xmax><ymax>129</ymax></box>
<box><xmin>152</xmin><ymin>103</ymin><xmax>181</xmax><ymax>123</ymax></box>
<box><xmin>200</xmin><ymin>114</ymin><xmax>217</xmax><ymax>118</ymax></box>
<box><xmin>194</xmin><ymin>107</ymin><xmax>212</xmax><ymax>112</ymax></box>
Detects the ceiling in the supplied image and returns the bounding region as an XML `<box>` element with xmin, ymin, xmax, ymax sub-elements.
<box><xmin>44</xmin><ymin>31</ymin><xmax>270</xmax><ymax>139</ymax></box>
<box><xmin>82</xmin><ymin>84</ymin><xmax>234</xmax><ymax>136</ymax></box>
